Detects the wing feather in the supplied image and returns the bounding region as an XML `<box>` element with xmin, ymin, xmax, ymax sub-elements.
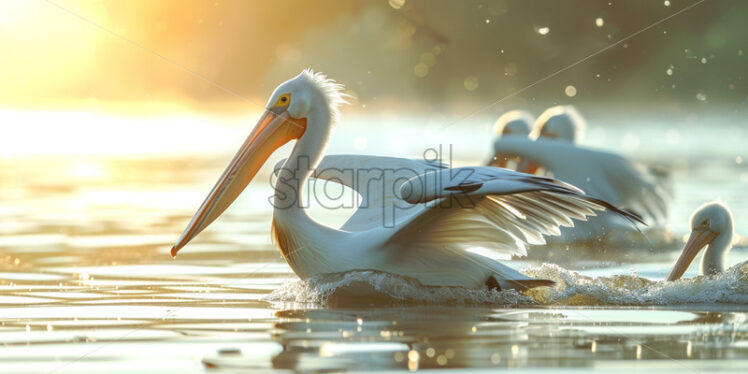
<box><xmin>388</xmin><ymin>166</ymin><xmax>643</xmax><ymax>259</ymax></box>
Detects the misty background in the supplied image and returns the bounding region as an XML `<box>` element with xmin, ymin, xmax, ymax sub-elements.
<box><xmin>1</xmin><ymin>0</ymin><xmax>746</xmax><ymax>117</ymax></box>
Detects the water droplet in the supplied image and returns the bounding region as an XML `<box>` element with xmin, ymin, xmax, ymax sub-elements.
<box><xmin>536</xmin><ymin>27</ymin><xmax>550</xmax><ymax>35</ymax></box>
<box><xmin>414</xmin><ymin>63</ymin><xmax>429</xmax><ymax>78</ymax></box>
<box><xmin>696</xmin><ymin>92</ymin><xmax>707</xmax><ymax>101</ymax></box>
<box><xmin>425</xmin><ymin>348</ymin><xmax>435</xmax><ymax>357</ymax></box>
<box><xmin>464</xmin><ymin>76</ymin><xmax>479</xmax><ymax>91</ymax></box>
<box><xmin>388</xmin><ymin>0</ymin><xmax>405</xmax><ymax>10</ymax></box>
<box><xmin>436</xmin><ymin>355</ymin><xmax>448</xmax><ymax>365</ymax></box>
<box><xmin>666</xmin><ymin>67</ymin><xmax>673</xmax><ymax>75</ymax></box>
<box><xmin>485</xmin><ymin>19</ymin><xmax>490</xmax><ymax>24</ymax></box>
<box><xmin>701</xmin><ymin>57</ymin><xmax>707</xmax><ymax>64</ymax></box>
<box><xmin>664</xmin><ymin>0</ymin><xmax>670</xmax><ymax>6</ymax></box>
<box><xmin>565</xmin><ymin>85</ymin><xmax>577</xmax><ymax>97</ymax></box>
<box><xmin>490</xmin><ymin>353</ymin><xmax>501</xmax><ymax>364</ymax></box>
<box><xmin>595</xmin><ymin>18</ymin><xmax>604</xmax><ymax>27</ymax></box>
<box><xmin>394</xmin><ymin>352</ymin><xmax>404</xmax><ymax>362</ymax></box>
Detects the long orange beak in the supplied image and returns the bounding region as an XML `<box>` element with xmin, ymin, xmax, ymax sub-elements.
<box><xmin>665</xmin><ymin>228</ymin><xmax>718</xmax><ymax>281</ymax></box>
<box><xmin>170</xmin><ymin>110</ymin><xmax>306</xmax><ymax>257</ymax></box>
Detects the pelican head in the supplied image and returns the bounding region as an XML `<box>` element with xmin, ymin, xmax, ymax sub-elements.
<box><xmin>666</xmin><ymin>201</ymin><xmax>734</xmax><ymax>281</ymax></box>
<box><xmin>170</xmin><ymin>70</ymin><xmax>345</xmax><ymax>256</ymax></box>
<box><xmin>493</xmin><ymin>110</ymin><xmax>534</xmax><ymax>137</ymax></box>
<box><xmin>532</xmin><ymin>105</ymin><xmax>585</xmax><ymax>142</ymax></box>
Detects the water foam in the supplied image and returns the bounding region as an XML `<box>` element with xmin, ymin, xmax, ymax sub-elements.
<box><xmin>266</xmin><ymin>270</ymin><xmax>533</xmax><ymax>305</ymax></box>
<box><xmin>267</xmin><ymin>262</ymin><xmax>748</xmax><ymax>306</ymax></box>
<box><xmin>522</xmin><ymin>262</ymin><xmax>748</xmax><ymax>305</ymax></box>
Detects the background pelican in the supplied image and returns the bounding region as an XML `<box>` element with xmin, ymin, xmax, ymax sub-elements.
<box><xmin>170</xmin><ymin>70</ymin><xmax>641</xmax><ymax>291</ymax></box>
<box><xmin>530</xmin><ymin>105</ymin><xmax>586</xmax><ymax>143</ymax></box>
<box><xmin>488</xmin><ymin>110</ymin><xmax>534</xmax><ymax>169</ymax></box>
<box><xmin>492</xmin><ymin>106</ymin><xmax>670</xmax><ymax>246</ymax></box>
<box><xmin>491</xmin><ymin>105</ymin><xmax>584</xmax><ymax>177</ymax></box>
<box><xmin>667</xmin><ymin>201</ymin><xmax>735</xmax><ymax>281</ymax></box>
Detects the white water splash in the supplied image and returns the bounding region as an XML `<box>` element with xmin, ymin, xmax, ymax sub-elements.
<box><xmin>267</xmin><ymin>262</ymin><xmax>748</xmax><ymax>306</ymax></box>
<box><xmin>266</xmin><ymin>270</ymin><xmax>532</xmax><ymax>305</ymax></box>
<box><xmin>522</xmin><ymin>262</ymin><xmax>748</xmax><ymax>305</ymax></box>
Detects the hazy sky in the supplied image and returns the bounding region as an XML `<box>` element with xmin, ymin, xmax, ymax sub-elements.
<box><xmin>1</xmin><ymin>0</ymin><xmax>745</xmax><ymax>114</ymax></box>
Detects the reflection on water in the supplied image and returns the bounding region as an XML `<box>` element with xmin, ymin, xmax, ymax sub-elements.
<box><xmin>1</xmin><ymin>116</ymin><xmax>748</xmax><ymax>372</ymax></box>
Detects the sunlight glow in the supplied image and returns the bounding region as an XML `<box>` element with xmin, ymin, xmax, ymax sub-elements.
<box><xmin>0</xmin><ymin>110</ymin><xmax>256</xmax><ymax>157</ymax></box>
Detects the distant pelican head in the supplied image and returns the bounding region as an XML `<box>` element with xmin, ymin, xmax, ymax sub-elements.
<box><xmin>493</xmin><ymin>110</ymin><xmax>534</xmax><ymax>137</ymax></box>
<box><xmin>666</xmin><ymin>201</ymin><xmax>734</xmax><ymax>281</ymax></box>
<box><xmin>532</xmin><ymin>105</ymin><xmax>586</xmax><ymax>143</ymax></box>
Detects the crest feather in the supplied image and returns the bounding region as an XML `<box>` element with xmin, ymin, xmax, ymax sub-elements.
<box><xmin>300</xmin><ymin>69</ymin><xmax>349</xmax><ymax>125</ymax></box>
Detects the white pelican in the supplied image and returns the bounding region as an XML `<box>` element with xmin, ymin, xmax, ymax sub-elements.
<box><xmin>170</xmin><ymin>70</ymin><xmax>642</xmax><ymax>291</ymax></box>
<box><xmin>494</xmin><ymin>110</ymin><xmax>534</xmax><ymax>137</ymax></box>
<box><xmin>489</xmin><ymin>110</ymin><xmax>534</xmax><ymax>169</ymax></box>
<box><xmin>530</xmin><ymin>105</ymin><xmax>586</xmax><ymax>143</ymax></box>
<box><xmin>493</xmin><ymin>137</ymin><xmax>668</xmax><ymax>225</ymax></box>
<box><xmin>492</xmin><ymin>104</ymin><xmax>669</xmax><ymax>233</ymax></box>
<box><xmin>666</xmin><ymin>201</ymin><xmax>734</xmax><ymax>281</ymax></box>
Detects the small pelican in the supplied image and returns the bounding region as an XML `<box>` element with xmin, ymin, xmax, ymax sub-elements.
<box><xmin>666</xmin><ymin>201</ymin><xmax>734</xmax><ymax>281</ymax></box>
<box><xmin>530</xmin><ymin>105</ymin><xmax>586</xmax><ymax>143</ymax></box>
<box><xmin>493</xmin><ymin>116</ymin><xmax>668</xmax><ymax>225</ymax></box>
<box><xmin>494</xmin><ymin>110</ymin><xmax>534</xmax><ymax>137</ymax></box>
<box><xmin>489</xmin><ymin>110</ymin><xmax>534</xmax><ymax>168</ymax></box>
<box><xmin>171</xmin><ymin>70</ymin><xmax>641</xmax><ymax>291</ymax></box>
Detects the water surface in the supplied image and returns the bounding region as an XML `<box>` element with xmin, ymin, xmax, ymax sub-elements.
<box><xmin>1</xmin><ymin>113</ymin><xmax>747</xmax><ymax>373</ymax></box>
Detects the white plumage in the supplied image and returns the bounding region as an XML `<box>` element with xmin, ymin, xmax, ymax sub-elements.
<box><xmin>172</xmin><ymin>70</ymin><xmax>642</xmax><ymax>290</ymax></box>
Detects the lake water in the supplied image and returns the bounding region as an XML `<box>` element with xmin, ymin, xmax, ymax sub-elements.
<box><xmin>0</xmin><ymin>111</ymin><xmax>747</xmax><ymax>373</ymax></box>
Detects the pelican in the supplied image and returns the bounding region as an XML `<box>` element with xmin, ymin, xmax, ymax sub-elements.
<box><xmin>493</xmin><ymin>110</ymin><xmax>669</xmax><ymax>226</ymax></box>
<box><xmin>170</xmin><ymin>70</ymin><xmax>641</xmax><ymax>291</ymax></box>
<box><xmin>530</xmin><ymin>105</ymin><xmax>586</xmax><ymax>143</ymax></box>
<box><xmin>491</xmin><ymin>105</ymin><xmax>584</xmax><ymax>176</ymax></box>
<box><xmin>666</xmin><ymin>201</ymin><xmax>734</xmax><ymax>281</ymax></box>
<box><xmin>488</xmin><ymin>110</ymin><xmax>534</xmax><ymax>169</ymax></box>
<box><xmin>494</xmin><ymin>110</ymin><xmax>534</xmax><ymax>137</ymax></box>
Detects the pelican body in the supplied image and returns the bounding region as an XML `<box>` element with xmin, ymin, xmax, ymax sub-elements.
<box><xmin>491</xmin><ymin>106</ymin><xmax>669</xmax><ymax>245</ymax></box>
<box><xmin>171</xmin><ymin>70</ymin><xmax>641</xmax><ymax>291</ymax></box>
<box><xmin>667</xmin><ymin>201</ymin><xmax>734</xmax><ymax>281</ymax></box>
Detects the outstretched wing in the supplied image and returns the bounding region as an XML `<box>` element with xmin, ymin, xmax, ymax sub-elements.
<box><xmin>275</xmin><ymin>154</ymin><xmax>446</xmax><ymax>231</ymax></box>
<box><xmin>493</xmin><ymin>137</ymin><xmax>670</xmax><ymax>223</ymax></box>
<box><xmin>389</xmin><ymin>166</ymin><xmax>644</xmax><ymax>259</ymax></box>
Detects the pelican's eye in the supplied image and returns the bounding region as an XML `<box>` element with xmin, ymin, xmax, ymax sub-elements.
<box><xmin>274</xmin><ymin>94</ymin><xmax>291</xmax><ymax>107</ymax></box>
